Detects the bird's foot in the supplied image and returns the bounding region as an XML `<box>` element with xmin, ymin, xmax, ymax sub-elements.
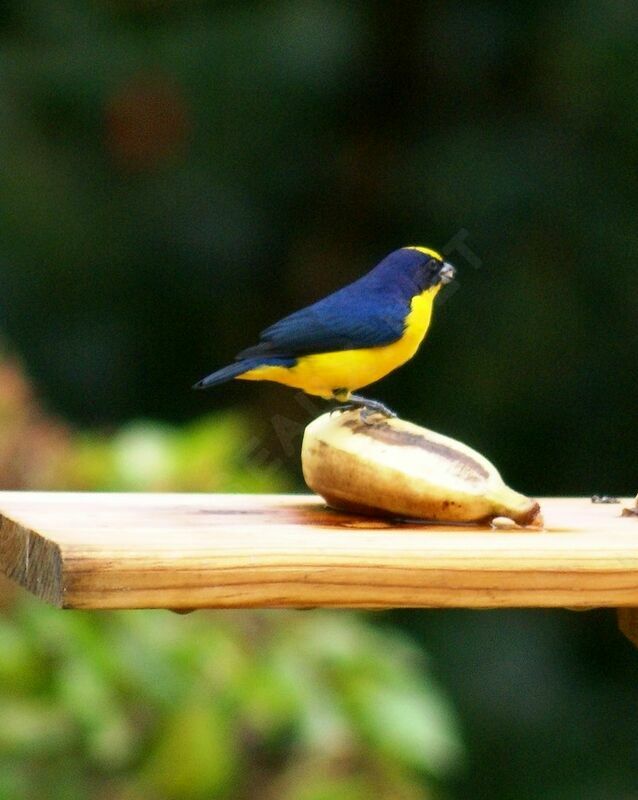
<box><xmin>334</xmin><ymin>394</ymin><xmax>397</xmax><ymax>424</ymax></box>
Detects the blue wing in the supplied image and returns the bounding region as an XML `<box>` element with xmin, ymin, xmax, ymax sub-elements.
<box><xmin>237</xmin><ymin>283</ymin><xmax>408</xmax><ymax>360</ymax></box>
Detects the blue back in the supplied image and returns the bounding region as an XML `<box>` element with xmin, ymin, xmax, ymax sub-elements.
<box><xmin>237</xmin><ymin>248</ymin><xmax>441</xmax><ymax>359</ymax></box>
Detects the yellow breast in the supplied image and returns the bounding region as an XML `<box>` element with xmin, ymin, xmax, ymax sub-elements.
<box><xmin>240</xmin><ymin>284</ymin><xmax>440</xmax><ymax>398</ymax></box>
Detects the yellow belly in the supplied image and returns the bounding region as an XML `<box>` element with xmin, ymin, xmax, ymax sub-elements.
<box><xmin>239</xmin><ymin>284</ymin><xmax>440</xmax><ymax>398</ymax></box>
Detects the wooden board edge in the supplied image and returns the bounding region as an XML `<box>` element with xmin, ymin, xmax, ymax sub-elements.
<box><xmin>0</xmin><ymin>512</ymin><xmax>64</xmax><ymax>607</ymax></box>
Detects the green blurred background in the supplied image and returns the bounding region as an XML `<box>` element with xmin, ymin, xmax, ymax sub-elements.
<box><xmin>1</xmin><ymin>1</ymin><xmax>638</xmax><ymax>798</ymax></box>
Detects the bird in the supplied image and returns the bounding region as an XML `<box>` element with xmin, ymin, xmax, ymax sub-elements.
<box><xmin>194</xmin><ymin>246</ymin><xmax>455</xmax><ymax>418</ymax></box>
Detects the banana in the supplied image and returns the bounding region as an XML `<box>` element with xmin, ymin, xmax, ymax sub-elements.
<box><xmin>301</xmin><ymin>410</ymin><xmax>542</xmax><ymax>526</ymax></box>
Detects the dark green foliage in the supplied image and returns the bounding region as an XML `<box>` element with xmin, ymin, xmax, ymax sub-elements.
<box><xmin>0</xmin><ymin>602</ymin><xmax>461</xmax><ymax>800</ymax></box>
<box><xmin>0</xmin><ymin>1</ymin><xmax>635</xmax><ymax>501</ymax></box>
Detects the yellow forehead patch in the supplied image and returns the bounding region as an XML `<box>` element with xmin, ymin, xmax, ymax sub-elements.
<box><xmin>404</xmin><ymin>245</ymin><xmax>443</xmax><ymax>260</ymax></box>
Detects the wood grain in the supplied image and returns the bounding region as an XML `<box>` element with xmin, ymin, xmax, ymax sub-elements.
<box><xmin>0</xmin><ymin>492</ymin><xmax>637</xmax><ymax>610</ymax></box>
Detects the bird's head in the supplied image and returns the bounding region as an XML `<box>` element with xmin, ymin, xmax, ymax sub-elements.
<box><xmin>402</xmin><ymin>246</ymin><xmax>456</xmax><ymax>292</ymax></box>
<box><xmin>367</xmin><ymin>246</ymin><xmax>455</xmax><ymax>295</ymax></box>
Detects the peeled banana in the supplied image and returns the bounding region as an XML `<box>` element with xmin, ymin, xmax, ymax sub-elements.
<box><xmin>301</xmin><ymin>410</ymin><xmax>542</xmax><ymax>526</ymax></box>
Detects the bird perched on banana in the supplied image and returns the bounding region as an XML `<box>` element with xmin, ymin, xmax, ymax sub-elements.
<box><xmin>195</xmin><ymin>246</ymin><xmax>455</xmax><ymax>418</ymax></box>
<box><xmin>195</xmin><ymin>245</ymin><xmax>541</xmax><ymax>525</ymax></box>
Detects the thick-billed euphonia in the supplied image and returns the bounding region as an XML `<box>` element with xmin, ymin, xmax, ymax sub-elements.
<box><xmin>194</xmin><ymin>246</ymin><xmax>455</xmax><ymax>417</ymax></box>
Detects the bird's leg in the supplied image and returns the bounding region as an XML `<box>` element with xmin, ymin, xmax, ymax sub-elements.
<box><xmin>328</xmin><ymin>388</ymin><xmax>350</xmax><ymax>416</ymax></box>
<box><xmin>331</xmin><ymin>390</ymin><xmax>397</xmax><ymax>421</ymax></box>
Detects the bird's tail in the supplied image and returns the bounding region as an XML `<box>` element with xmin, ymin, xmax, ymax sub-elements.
<box><xmin>193</xmin><ymin>360</ymin><xmax>256</xmax><ymax>390</ymax></box>
<box><xmin>193</xmin><ymin>357</ymin><xmax>293</xmax><ymax>390</ymax></box>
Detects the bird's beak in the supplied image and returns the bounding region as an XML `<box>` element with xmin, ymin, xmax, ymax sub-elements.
<box><xmin>440</xmin><ymin>262</ymin><xmax>456</xmax><ymax>284</ymax></box>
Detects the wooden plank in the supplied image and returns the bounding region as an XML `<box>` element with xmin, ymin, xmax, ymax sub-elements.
<box><xmin>0</xmin><ymin>492</ymin><xmax>636</xmax><ymax>610</ymax></box>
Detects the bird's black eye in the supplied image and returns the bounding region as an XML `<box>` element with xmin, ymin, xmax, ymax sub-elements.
<box><xmin>426</xmin><ymin>258</ymin><xmax>440</xmax><ymax>272</ymax></box>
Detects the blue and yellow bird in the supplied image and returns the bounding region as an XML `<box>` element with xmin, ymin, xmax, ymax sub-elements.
<box><xmin>194</xmin><ymin>246</ymin><xmax>455</xmax><ymax>417</ymax></box>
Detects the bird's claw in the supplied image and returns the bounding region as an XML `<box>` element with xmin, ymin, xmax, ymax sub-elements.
<box><xmin>332</xmin><ymin>395</ymin><xmax>396</xmax><ymax>423</ymax></box>
<box><xmin>359</xmin><ymin>405</ymin><xmax>396</xmax><ymax>425</ymax></box>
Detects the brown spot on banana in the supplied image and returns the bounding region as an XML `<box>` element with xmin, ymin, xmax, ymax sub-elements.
<box><xmin>342</xmin><ymin>417</ymin><xmax>490</xmax><ymax>483</ymax></box>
